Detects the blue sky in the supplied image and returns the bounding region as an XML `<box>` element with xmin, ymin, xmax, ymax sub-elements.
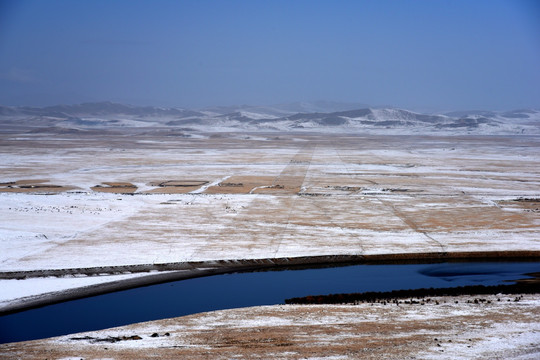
<box><xmin>0</xmin><ymin>0</ymin><xmax>539</xmax><ymax>110</ymax></box>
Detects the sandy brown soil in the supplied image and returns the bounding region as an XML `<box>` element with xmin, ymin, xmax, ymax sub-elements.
<box><xmin>144</xmin><ymin>180</ymin><xmax>209</xmax><ymax>194</ymax></box>
<box><xmin>0</xmin><ymin>179</ymin><xmax>76</xmax><ymax>193</ymax></box>
<box><xmin>91</xmin><ymin>182</ymin><xmax>138</xmax><ymax>193</ymax></box>
<box><xmin>2</xmin><ymin>294</ymin><xmax>538</xmax><ymax>359</ymax></box>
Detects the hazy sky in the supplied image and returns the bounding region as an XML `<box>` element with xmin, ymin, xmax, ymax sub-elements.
<box><xmin>1</xmin><ymin>0</ymin><xmax>539</xmax><ymax>111</ymax></box>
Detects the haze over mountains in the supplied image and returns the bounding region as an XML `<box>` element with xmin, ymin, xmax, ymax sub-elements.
<box><xmin>1</xmin><ymin>101</ymin><xmax>539</xmax><ymax>135</ymax></box>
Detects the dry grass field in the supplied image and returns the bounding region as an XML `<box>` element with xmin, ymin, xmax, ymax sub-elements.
<box><xmin>0</xmin><ymin>130</ymin><xmax>539</xmax><ymax>358</ymax></box>
<box><xmin>1</xmin><ymin>132</ymin><xmax>538</xmax><ymax>271</ymax></box>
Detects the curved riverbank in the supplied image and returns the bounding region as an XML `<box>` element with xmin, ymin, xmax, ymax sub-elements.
<box><xmin>3</xmin><ymin>250</ymin><xmax>540</xmax><ymax>280</ymax></box>
<box><xmin>5</xmin><ymin>294</ymin><xmax>537</xmax><ymax>359</ymax></box>
<box><xmin>286</xmin><ymin>281</ymin><xmax>540</xmax><ymax>305</ymax></box>
<box><xmin>1</xmin><ymin>250</ymin><xmax>539</xmax><ymax>316</ymax></box>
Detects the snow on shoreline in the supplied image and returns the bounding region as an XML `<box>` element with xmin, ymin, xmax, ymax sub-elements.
<box><xmin>2</xmin><ymin>295</ymin><xmax>538</xmax><ymax>358</ymax></box>
<box><xmin>0</xmin><ymin>273</ymin><xmax>151</xmax><ymax>308</ymax></box>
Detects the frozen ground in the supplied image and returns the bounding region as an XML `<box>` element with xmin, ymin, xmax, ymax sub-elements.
<box><xmin>1</xmin><ymin>134</ymin><xmax>539</xmax><ymax>300</ymax></box>
<box><xmin>2</xmin><ymin>294</ymin><xmax>539</xmax><ymax>359</ymax></box>
<box><xmin>0</xmin><ymin>131</ymin><xmax>539</xmax><ymax>355</ymax></box>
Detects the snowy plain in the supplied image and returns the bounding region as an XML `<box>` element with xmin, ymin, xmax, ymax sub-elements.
<box><xmin>0</xmin><ymin>123</ymin><xmax>539</xmax><ymax>358</ymax></box>
<box><xmin>0</xmin><ymin>133</ymin><xmax>538</xmax><ymax>307</ymax></box>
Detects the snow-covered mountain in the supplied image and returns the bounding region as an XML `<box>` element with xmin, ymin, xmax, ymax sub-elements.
<box><xmin>1</xmin><ymin>102</ymin><xmax>539</xmax><ymax>135</ymax></box>
<box><xmin>202</xmin><ymin>101</ymin><xmax>370</xmax><ymax>116</ymax></box>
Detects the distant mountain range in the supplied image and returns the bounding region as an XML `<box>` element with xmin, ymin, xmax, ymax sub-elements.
<box><xmin>1</xmin><ymin>101</ymin><xmax>539</xmax><ymax>135</ymax></box>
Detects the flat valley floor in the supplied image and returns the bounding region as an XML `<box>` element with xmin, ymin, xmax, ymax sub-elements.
<box><xmin>0</xmin><ymin>131</ymin><xmax>539</xmax><ymax>358</ymax></box>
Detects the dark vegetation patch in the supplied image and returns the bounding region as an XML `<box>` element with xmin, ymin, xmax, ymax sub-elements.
<box><xmin>513</xmin><ymin>197</ymin><xmax>540</xmax><ymax>202</ymax></box>
<box><xmin>151</xmin><ymin>180</ymin><xmax>208</xmax><ymax>187</ymax></box>
<box><xmin>285</xmin><ymin>282</ymin><xmax>540</xmax><ymax>305</ymax></box>
<box><xmin>70</xmin><ymin>335</ymin><xmax>142</xmax><ymax>343</ymax></box>
<box><xmin>325</xmin><ymin>185</ymin><xmax>362</xmax><ymax>191</ymax></box>
<box><xmin>17</xmin><ymin>184</ymin><xmax>62</xmax><ymax>189</ymax></box>
<box><xmin>219</xmin><ymin>182</ymin><xmax>244</xmax><ymax>187</ymax></box>
<box><xmin>298</xmin><ymin>192</ymin><xmax>332</xmax><ymax>197</ymax></box>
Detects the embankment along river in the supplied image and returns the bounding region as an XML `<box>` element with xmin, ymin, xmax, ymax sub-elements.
<box><xmin>1</xmin><ymin>261</ymin><xmax>539</xmax><ymax>343</ymax></box>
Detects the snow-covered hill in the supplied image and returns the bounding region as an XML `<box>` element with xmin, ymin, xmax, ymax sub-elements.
<box><xmin>1</xmin><ymin>102</ymin><xmax>539</xmax><ymax>135</ymax></box>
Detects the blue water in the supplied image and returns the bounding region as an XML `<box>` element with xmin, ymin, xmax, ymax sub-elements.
<box><xmin>0</xmin><ymin>261</ymin><xmax>538</xmax><ymax>344</ymax></box>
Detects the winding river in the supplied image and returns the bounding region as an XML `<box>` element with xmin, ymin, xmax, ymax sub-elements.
<box><xmin>1</xmin><ymin>261</ymin><xmax>538</xmax><ymax>344</ymax></box>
